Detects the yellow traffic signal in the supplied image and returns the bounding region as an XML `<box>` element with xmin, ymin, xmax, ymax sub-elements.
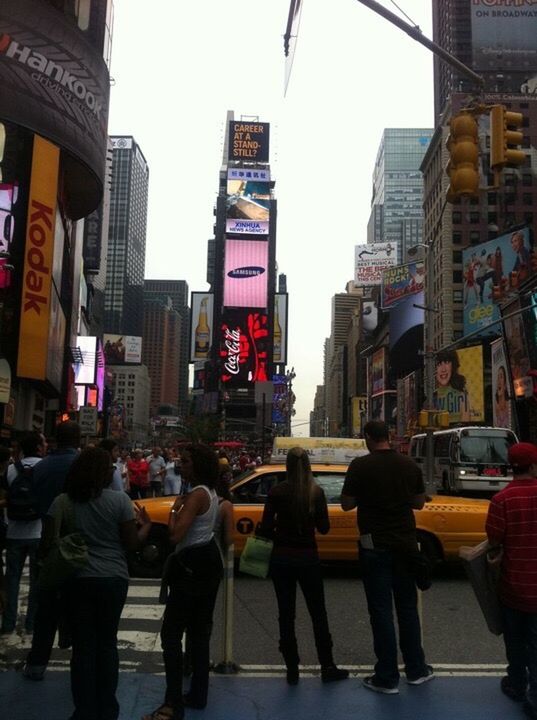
<box><xmin>490</xmin><ymin>105</ymin><xmax>526</xmax><ymax>170</ymax></box>
<box><xmin>446</xmin><ymin>112</ymin><xmax>480</xmax><ymax>201</ymax></box>
<box><xmin>418</xmin><ymin>410</ymin><xmax>429</xmax><ymax>429</ymax></box>
<box><xmin>436</xmin><ymin>411</ymin><xmax>450</xmax><ymax>429</ymax></box>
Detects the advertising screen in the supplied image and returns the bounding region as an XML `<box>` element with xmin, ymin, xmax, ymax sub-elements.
<box><xmin>351</xmin><ymin>396</ymin><xmax>367</xmax><ymax>437</ymax></box>
<box><xmin>83</xmin><ymin>203</ymin><xmax>103</xmax><ymax>273</ymax></box>
<box><xmin>502</xmin><ymin>297</ymin><xmax>532</xmax><ymax>397</ymax></box>
<box><xmin>433</xmin><ymin>345</ymin><xmax>484</xmax><ymax>424</ymax></box>
<box><xmin>219</xmin><ymin>308</ymin><xmax>269</xmax><ymax>386</ymax></box>
<box><xmin>228</xmin><ymin>121</ymin><xmax>270</xmax><ymax>163</ymax></box>
<box><xmin>190</xmin><ymin>292</ymin><xmax>214</xmax><ymax>363</ymax></box>
<box><xmin>103</xmin><ymin>335</ymin><xmax>142</xmax><ymax>365</ymax></box>
<box><xmin>272</xmin><ymin>374</ymin><xmax>288</xmax><ymax>424</ymax></box>
<box><xmin>226</xmin><ymin>179</ymin><xmax>270</xmax><ymax>223</ymax></box>
<box><xmin>371</xmin><ymin>348</ymin><xmax>386</xmax><ymax>395</ymax></box>
<box><xmin>355</xmin><ymin>243</ymin><xmax>398</xmax><ymax>287</ymax></box>
<box><xmin>382</xmin><ymin>261</ymin><xmax>425</xmax><ymax>309</ymax></box>
<box><xmin>463</xmin><ymin>226</ymin><xmax>533</xmax><ymax>337</ymax></box>
<box><xmin>273</xmin><ymin>294</ymin><xmax>288</xmax><ymax>365</ymax></box>
<box><xmin>96</xmin><ymin>339</ymin><xmax>105</xmax><ymax>412</ymax></box>
<box><xmin>471</xmin><ymin>1</ymin><xmax>537</xmax><ymax>81</ymax></box>
<box><xmin>223</xmin><ymin>239</ymin><xmax>268</xmax><ymax>309</ymax></box>
<box><xmin>74</xmin><ymin>336</ymin><xmax>97</xmax><ymax>385</ymax></box>
<box><xmin>491</xmin><ymin>338</ymin><xmax>514</xmax><ymax>430</ymax></box>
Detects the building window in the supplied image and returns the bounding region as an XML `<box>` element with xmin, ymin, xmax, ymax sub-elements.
<box><xmin>452</xmin><ymin>211</ymin><xmax>462</xmax><ymax>224</ymax></box>
<box><xmin>452</xmin><ymin>231</ymin><xmax>462</xmax><ymax>244</ymax></box>
<box><xmin>469</xmin><ymin>212</ymin><xmax>480</xmax><ymax>224</ymax></box>
<box><xmin>453</xmin><ymin>250</ymin><xmax>462</xmax><ymax>264</ymax></box>
<box><xmin>470</xmin><ymin>231</ymin><xmax>481</xmax><ymax>244</ymax></box>
<box><xmin>453</xmin><ymin>270</ymin><xmax>463</xmax><ymax>283</ymax></box>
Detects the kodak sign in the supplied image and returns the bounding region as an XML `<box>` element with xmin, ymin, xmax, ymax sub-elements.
<box><xmin>17</xmin><ymin>136</ymin><xmax>59</xmax><ymax>380</ymax></box>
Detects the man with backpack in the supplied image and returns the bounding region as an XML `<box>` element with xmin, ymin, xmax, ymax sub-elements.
<box><xmin>1</xmin><ymin>431</ymin><xmax>47</xmax><ymax>634</ymax></box>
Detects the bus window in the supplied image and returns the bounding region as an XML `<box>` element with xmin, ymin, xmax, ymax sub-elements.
<box><xmin>434</xmin><ymin>434</ymin><xmax>450</xmax><ymax>458</ymax></box>
<box><xmin>459</xmin><ymin>433</ymin><xmax>514</xmax><ymax>465</ymax></box>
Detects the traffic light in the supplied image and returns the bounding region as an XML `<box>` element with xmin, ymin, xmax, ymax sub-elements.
<box><xmin>490</xmin><ymin>105</ymin><xmax>526</xmax><ymax>170</ymax></box>
<box><xmin>436</xmin><ymin>411</ymin><xmax>450</xmax><ymax>429</ymax></box>
<box><xmin>446</xmin><ymin>111</ymin><xmax>480</xmax><ymax>201</ymax></box>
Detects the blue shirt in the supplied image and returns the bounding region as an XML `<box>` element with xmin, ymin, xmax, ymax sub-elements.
<box><xmin>33</xmin><ymin>448</ymin><xmax>79</xmax><ymax>518</ymax></box>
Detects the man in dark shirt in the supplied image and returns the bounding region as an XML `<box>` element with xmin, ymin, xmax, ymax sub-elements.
<box><xmin>24</xmin><ymin>421</ymin><xmax>81</xmax><ymax>681</ymax></box>
<box><xmin>341</xmin><ymin>420</ymin><xmax>433</xmax><ymax>693</ymax></box>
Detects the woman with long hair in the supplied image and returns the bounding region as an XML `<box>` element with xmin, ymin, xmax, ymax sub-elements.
<box><xmin>144</xmin><ymin>443</ymin><xmax>223</xmax><ymax>720</ymax></box>
<box><xmin>43</xmin><ymin>447</ymin><xmax>152</xmax><ymax>720</ymax></box>
<box><xmin>259</xmin><ymin>446</ymin><xmax>348</xmax><ymax>685</ymax></box>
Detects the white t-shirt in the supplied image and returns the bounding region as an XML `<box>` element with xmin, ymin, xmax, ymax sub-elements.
<box><xmin>6</xmin><ymin>457</ymin><xmax>43</xmax><ymax>540</ymax></box>
<box><xmin>148</xmin><ymin>455</ymin><xmax>166</xmax><ymax>482</ymax></box>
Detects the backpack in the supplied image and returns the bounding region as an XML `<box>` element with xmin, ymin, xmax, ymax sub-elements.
<box><xmin>6</xmin><ymin>460</ymin><xmax>40</xmax><ymax>522</ymax></box>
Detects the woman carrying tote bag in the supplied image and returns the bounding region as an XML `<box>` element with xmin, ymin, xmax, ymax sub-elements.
<box><xmin>259</xmin><ymin>446</ymin><xmax>348</xmax><ymax>685</ymax></box>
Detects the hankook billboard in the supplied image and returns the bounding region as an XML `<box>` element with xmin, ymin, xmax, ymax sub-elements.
<box><xmin>223</xmin><ymin>239</ymin><xmax>268</xmax><ymax>309</ymax></box>
<box><xmin>0</xmin><ymin>0</ymin><xmax>110</xmax><ymax>213</ymax></box>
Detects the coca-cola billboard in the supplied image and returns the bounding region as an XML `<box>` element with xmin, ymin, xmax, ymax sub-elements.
<box><xmin>219</xmin><ymin>309</ymin><xmax>269</xmax><ymax>386</ymax></box>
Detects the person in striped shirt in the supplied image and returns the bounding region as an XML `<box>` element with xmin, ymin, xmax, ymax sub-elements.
<box><xmin>486</xmin><ymin>442</ymin><xmax>537</xmax><ymax>719</ymax></box>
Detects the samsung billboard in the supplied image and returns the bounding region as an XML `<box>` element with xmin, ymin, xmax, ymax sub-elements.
<box><xmin>223</xmin><ymin>239</ymin><xmax>268</xmax><ymax>309</ymax></box>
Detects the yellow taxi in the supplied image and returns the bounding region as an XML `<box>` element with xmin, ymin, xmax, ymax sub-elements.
<box><xmin>129</xmin><ymin>461</ymin><xmax>490</xmax><ymax>577</ymax></box>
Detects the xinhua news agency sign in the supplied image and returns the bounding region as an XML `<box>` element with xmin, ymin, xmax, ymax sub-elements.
<box><xmin>228</xmin><ymin>121</ymin><xmax>270</xmax><ymax>162</ymax></box>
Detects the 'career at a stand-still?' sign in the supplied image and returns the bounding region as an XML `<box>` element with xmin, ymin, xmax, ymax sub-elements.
<box><xmin>228</xmin><ymin>122</ymin><xmax>270</xmax><ymax>162</ymax></box>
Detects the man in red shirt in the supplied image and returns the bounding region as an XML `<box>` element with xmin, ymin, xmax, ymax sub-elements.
<box><xmin>127</xmin><ymin>450</ymin><xmax>149</xmax><ymax>499</ymax></box>
<box><xmin>486</xmin><ymin>442</ymin><xmax>537</xmax><ymax>719</ymax></box>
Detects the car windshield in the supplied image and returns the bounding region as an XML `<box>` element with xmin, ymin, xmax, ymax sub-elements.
<box><xmin>459</xmin><ymin>434</ymin><xmax>514</xmax><ymax>464</ymax></box>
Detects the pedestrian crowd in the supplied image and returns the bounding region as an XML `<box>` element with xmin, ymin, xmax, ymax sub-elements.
<box><xmin>0</xmin><ymin>420</ymin><xmax>537</xmax><ymax>720</ymax></box>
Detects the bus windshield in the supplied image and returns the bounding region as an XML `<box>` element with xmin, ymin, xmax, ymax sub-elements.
<box><xmin>458</xmin><ymin>432</ymin><xmax>515</xmax><ymax>465</ymax></box>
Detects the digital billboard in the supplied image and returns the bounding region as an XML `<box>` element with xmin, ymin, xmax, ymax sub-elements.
<box><xmin>219</xmin><ymin>308</ymin><xmax>269</xmax><ymax>386</ymax></box>
<box><xmin>223</xmin><ymin>239</ymin><xmax>268</xmax><ymax>309</ymax></box>
<box><xmin>74</xmin><ymin>336</ymin><xmax>97</xmax><ymax>385</ymax></box>
<box><xmin>463</xmin><ymin>226</ymin><xmax>533</xmax><ymax>337</ymax></box>
<box><xmin>433</xmin><ymin>345</ymin><xmax>484</xmax><ymax>424</ymax></box>
<box><xmin>272</xmin><ymin>374</ymin><xmax>288</xmax><ymax>424</ymax></box>
<box><xmin>103</xmin><ymin>335</ymin><xmax>142</xmax><ymax>365</ymax></box>
<box><xmin>355</xmin><ymin>243</ymin><xmax>398</xmax><ymax>287</ymax></box>
<box><xmin>274</xmin><ymin>294</ymin><xmax>288</xmax><ymax>365</ymax></box>
<box><xmin>228</xmin><ymin>121</ymin><xmax>270</xmax><ymax>162</ymax></box>
<box><xmin>491</xmin><ymin>338</ymin><xmax>514</xmax><ymax>430</ymax></box>
<box><xmin>190</xmin><ymin>292</ymin><xmax>214</xmax><ymax>362</ymax></box>
<box><xmin>470</xmin><ymin>1</ymin><xmax>537</xmax><ymax>80</ymax></box>
<box><xmin>226</xmin><ymin>178</ymin><xmax>270</xmax><ymax>223</ymax></box>
<box><xmin>381</xmin><ymin>261</ymin><xmax>425</xmax><ymax>309</ymax></box>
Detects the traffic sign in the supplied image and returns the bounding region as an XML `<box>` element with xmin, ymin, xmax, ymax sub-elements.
<box><xmin>79</xmin><ymin>406</ymin><xmax>98</xmax><ymax>436</ymax></box>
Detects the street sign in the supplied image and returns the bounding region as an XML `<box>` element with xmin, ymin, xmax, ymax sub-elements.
<box><xmin>79</xmin><ymin>406</ymin><xmax>98</xmax><ymax>436</ymax></box>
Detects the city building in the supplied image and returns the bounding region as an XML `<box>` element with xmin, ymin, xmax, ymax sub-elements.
<box><xmin>367</xmin><ymin>128</ymin><xmax>433</xmax><ymax>260</ymax></box>
<box><xmin>143</xmin><ymin>279</ymin><xmax>190</xmax><ymax>418</ymax></box>
<box><xmin>142</xmin><ymin>294</ymin><xmax>181</xmax><ymax>416</ymax></box>
<box><xmin>110</xmin><ymin>364</ymin><xmax>151</xmax><ymax>446</ymax></box>
<box><xmin>104</xmin><ymin>135</ymin><xmax>149</xmax><ymax>337</ymax></box>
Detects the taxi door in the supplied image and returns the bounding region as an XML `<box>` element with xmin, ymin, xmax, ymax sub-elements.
<box><xmin>313</xmin><ymin>471</ymin><xmax>358</xmax><ymax>561</ymax></box>
<box><xmin>231</xmin><ymin>469</ymin><xmax>286</xmax><ymax>555</ymax></box>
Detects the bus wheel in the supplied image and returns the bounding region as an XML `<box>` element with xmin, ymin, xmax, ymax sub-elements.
<box><xmin>417</xmin><ymin>532</ymin><xmax>442</xmax><ymax>572</ymax></box>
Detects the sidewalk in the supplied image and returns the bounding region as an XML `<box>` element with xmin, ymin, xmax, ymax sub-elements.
<box><xmin>0</xmin><ymin>670</ymin><xmax>525</xmax><ymax>720</ymax></box>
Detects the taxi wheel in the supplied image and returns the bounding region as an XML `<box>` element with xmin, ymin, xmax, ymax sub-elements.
<box><xmin>417</xmin><ymin>532</ymin><xmax>442</xmax><ymax>571</ymax></box>
<box><xmin>128</xmin><ymin>525</ymin><xmax>171</xmax><ymax>578</ymax></box>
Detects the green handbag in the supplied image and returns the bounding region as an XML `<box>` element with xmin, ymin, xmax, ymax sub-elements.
<box><xmin>239</xmin><ymin>535</ymin><xmax>273</xmax><ymax>579</ymax></box>
<box><xmin>38</xmin><ymin>493</ymin><xmax>89</xmax><ymax>589</ymax></box>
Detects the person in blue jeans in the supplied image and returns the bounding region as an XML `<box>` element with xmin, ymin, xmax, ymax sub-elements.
<box><xmin>341</xmin><ymin>420</ymin><xmax>434</xmax><ymax>693</ymax></box>
<box><xmin>1</xmin><ymin>431</ymin><xmax>47</xmax><ymax>634</ymax></box>
<box><xmin>42</xmin><ymin>448</ymin><xmax>152</xmax><ymax>720</ymax></box>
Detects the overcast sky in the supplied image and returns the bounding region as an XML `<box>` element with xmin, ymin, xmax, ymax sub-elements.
<box><xmin>107</xmin><ymin>0</ymin><xmax>434</xmax><ymax>436</ymax></box>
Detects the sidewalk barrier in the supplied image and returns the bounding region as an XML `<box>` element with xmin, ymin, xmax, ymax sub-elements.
<box><xmin>214</xmin><ymin>544</ymin><xmax>240</xmax><ymax>674</ymax></box>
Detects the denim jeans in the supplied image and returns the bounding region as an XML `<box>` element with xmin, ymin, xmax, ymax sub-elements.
<box><xmin>501</xmin><ymin>604</ymin><xmax>537</xmax><ymax>708</ymax></box>
<box><xmin>66</xmin><ymin>577</ymin><xmax>128</xmax><ymax>720</ymax></box>
<box><xmin>3</xmin><ymin>538</ymin><xmax>40</xmax><ymax>632</ymax></box>
<box><xmin>360</xmin><ymin>547</ymin><xmax>427</xmax><ymax>686</ymax></box>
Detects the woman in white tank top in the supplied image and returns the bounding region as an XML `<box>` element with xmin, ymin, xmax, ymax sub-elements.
<box><xmin>143</xmin><ymin>444</ymin><xmax>223</xmax><ymax>720</ymax></box>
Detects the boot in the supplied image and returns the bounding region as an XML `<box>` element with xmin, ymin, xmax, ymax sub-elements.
<box><xmin>316</xmin><ymin>632</ymin><xmax>349</xmax><ymax>683</ymax></box>
<box><xmin>279</xmin><ymin>638</ymin><xmax>300</xmax><ymax>685</ymax></box>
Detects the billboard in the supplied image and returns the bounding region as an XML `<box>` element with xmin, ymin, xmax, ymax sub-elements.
<box><xmin>190</xmin><ymin>292</ymin><xmax>214</xmax><ymax>362</ymax></box>
<box><xmin>433</xmin><ymin>345</ymin><xmax>484</xmax><ymax>424</ymax></box>
<box><xmin>0</xmin><ymin>0</ymin><xmax>110</xmax><ymax>196</ymax></box>
<box><xmin>103</xmin><ymin>334</ymin><xmax>142</xmax><ymax>365</ymax></box>
<box><xmin>219</xmin><ymin>308</ymin><xmax>269</xmax><ymax>386</ymax></box>
<box><xmin>83</xmin><ymin>203</ymin><xmax>103</xmax><ymax>273</ymax></box>
<box><xmin>371</xmin><ymin>348</ymin><xmax>386</xmax><ymax>395</ymax></box>
<box><xmin>272</xmin><ymin>374</ymin><xmax>288</xmax><ymax>424</ymax></box>
<box><xmin>351</xmin><ymin>396</ymin><xmax>367</xmax><ymax>437</ymax></box>
<box><xmin>228</xmin><ymin>121</ymin><xmax>270</xmax><ymax>162</ymax></box>
<box><xmin>463</xmin><ymin>226</ymin><xmax>533</xmax><ymax>337</ymax></box>
<box><xmin>223</xmin><ymin>239</ymin><xmax>268</xmax><ymax>309</ymax></box>
<box><xmin>74</xmin><ymin>336</ymin><xmax>97</xmax><ymax>385</ymax></box>
<box><xmin>491</xmin><ymin>338</ymin><xmax>514</xmax><ymax>430</ymax></box>
<box><xmin>470</xmin><ymin>1</ymin><xmax>537</xmax><ymax>80</ymax></box>
<box><xmin>227</xmin><ymin>178</ymin><xmax>271</xmax><ymax>223</ymax></box>
<box><xmin>502</xmin><ymin>297</ymin><xmax>532</xmax><ymax>397</ymax></box>
<box><xmin>17</xmin><ymin>136</ymin><xmax>59</xmax><ymax>381</ymax></box>
<box><xmin>381</xmin><ymin>261</ymin><xmax>425</xmax><ymax>309</ymax></box>
<box><xmin>355</xmin><ymin>243</ymin><xmax>398</xmax><ymax>287</ymax></box>
<box><xmin>273</xmin><ymin>293</ymin><xmax>288</xmax><ymax>365</ymax></box>
<box><xmin>362</xmin><ymin>299</ymin><xmax>379</xmax><ymax>338</ymax></box>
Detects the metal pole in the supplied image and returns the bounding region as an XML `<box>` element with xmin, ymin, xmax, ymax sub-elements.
<box><xmin>262</xmin><ymin>393</ymin><xmax>266</xmax><ymax>456</ymax></box>
<box><xmin>214</xmin><ymin>544</ymin><xmax>239</xmax><ymax>674</ymax></box>
<box><xmin>424</xmin><ymin>247</ymin><xmax>435</xmax><ymax>488</ymax></box>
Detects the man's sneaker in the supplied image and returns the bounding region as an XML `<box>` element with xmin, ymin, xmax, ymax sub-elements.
<box><xmin>407</xmin><ymin>665</ymin><xmax>435</xmax><ymax>685</ymax></box>
<box><xmin>362</xmin><ymin>675</ymin><xmax>399</xmax><ymax>694</ymax></box>
<box><xmin>501</xmin><ymin>676</ymin><xmax>526</xmax><ymax>702</ymax></box>
<box><xmin>23</xmin><ymin>663</ymin><xmax>46</xmax><ymax>681</ymax></box>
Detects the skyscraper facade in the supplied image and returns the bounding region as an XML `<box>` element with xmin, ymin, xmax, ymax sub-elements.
<box><xmin>142</xmin><ymin>296</ymin><xmax>181</xmax><ymax>415</ymax></box>
<box><xmin>367</xmin><ymin>129</ymin><xmax>434</xmax><ymax>260</ymax></box>
<box><xmin>143</xmin><ymin>279</ymin><xmax>190</xmax><ymax>418</ymax></box>
<box><xmin>104</xmin><ymin>136</ymin><xmax>149</xmax><ymax>337</ymax></box>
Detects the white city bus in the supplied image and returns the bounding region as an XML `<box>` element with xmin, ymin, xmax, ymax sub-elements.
<box><xmin>408</xmin><ymin>426</ymin><xmax>519</xmax><ymax>494</ymax></box>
